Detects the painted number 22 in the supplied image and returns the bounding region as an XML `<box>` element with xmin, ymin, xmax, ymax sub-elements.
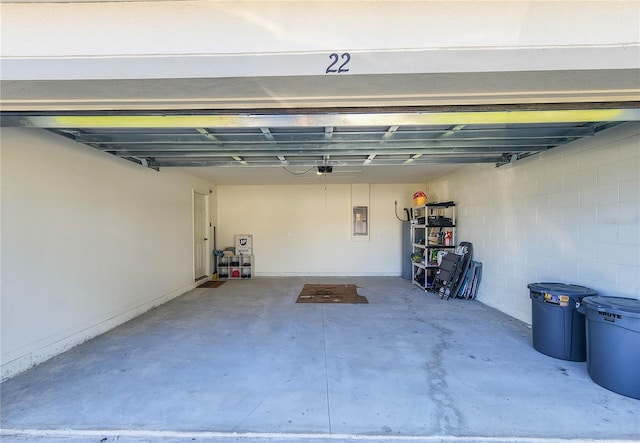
<box><xmin>326</xmin><ymin>52</ymin><xmax>351</xmax><ymax>74</ymax></box>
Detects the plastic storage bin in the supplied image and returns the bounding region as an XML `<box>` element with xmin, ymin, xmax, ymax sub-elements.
<box><xmin>528</xmin><ymin>282</ymin><xmax>597</xmax><ymax>361</ymax></box>
<box><xmin>580</xmin><ymin>296</ymin><xmax>640</xmax><ymax>400</ymax></box>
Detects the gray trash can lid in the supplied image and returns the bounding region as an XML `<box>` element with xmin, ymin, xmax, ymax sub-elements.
<box><xmin>527</xmin><ymin>282</ymin><xmax>597</xmax><ymax>297</ymax></box>
<box><xmin>582</xmin><ymin>296</ymin><xmax>640</xmax><ymax>319</ymax></box>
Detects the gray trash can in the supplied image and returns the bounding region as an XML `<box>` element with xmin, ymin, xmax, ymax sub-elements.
<box><xmin>581</xmin><ymin>296</ymin><xmax>640</xmax><ymax>400</ymax></box>
<box><xmin>528</xmin><ymin>282</ymin><xmax>596</xmax><ymax>361</ymax></box>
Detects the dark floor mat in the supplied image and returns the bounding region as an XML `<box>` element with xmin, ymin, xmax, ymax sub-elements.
<box><xmin>198</xmin><ymin>280</ymin><xmax>226</xmax><ymax>288</ymax></box>
<box><xmin>296</xmin><ymin>284</ymin><xmax>368</xmax><ymax>304</ymax></box>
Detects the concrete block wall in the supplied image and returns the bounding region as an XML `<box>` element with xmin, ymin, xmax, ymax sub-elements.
<box><xmin>426</xmin><ymin>122</ymin><xmax>640</xmax><ymax>323</ymax></box>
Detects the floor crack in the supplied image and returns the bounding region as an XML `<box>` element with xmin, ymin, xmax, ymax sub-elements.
<box><xmin>321</xmin><ymin>305</ymin><xmax>332</xmax><ymax>434</ymax></box>
<box><xmin>425</xmin><ymin>322</ymin><xmax>463</xmax><ymax>435</ymax></box>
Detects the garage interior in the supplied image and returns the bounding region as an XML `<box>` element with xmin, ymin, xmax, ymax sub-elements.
<box><xmin>1</xmin><ymin>1</ymin><xmax>640</xmax><ymax>442</ymax></box>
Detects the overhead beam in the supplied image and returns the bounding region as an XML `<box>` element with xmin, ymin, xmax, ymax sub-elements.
<box><xmin>96</xmin><ymin>145</ymin><xmax>551</xmax><ymax>156</ymax></box>
<box><xmin>3</xmin><ymin>106</ymin><xmax>639</xmax><ymax>129</ymax></box>
<box><xmin>69</xmin><ymin>126</ymin><xmax>597</xmax><ymax>145</ymax></box>
<box><xmin>89</xmin><ymin>139</ymin><xmax>556</xmax><ymax>151</ymax></box>
<box><xmin>152</xmin><ymin>156</ymin><xmax>500</xmax><ymax>167</ymax></box>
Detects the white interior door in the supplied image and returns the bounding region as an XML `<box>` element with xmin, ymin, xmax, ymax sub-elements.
<box><xmin>193</xmin><ymin>191</ymin><xmax>207</xmax><ymax>281</ymax></box>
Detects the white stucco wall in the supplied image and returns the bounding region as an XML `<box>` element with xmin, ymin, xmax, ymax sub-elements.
<box><xmin>216</xmin><ymin>183</ymin><xmax>422</xmax><ymax>276</ymax></box>
<box><xmin>0</xmin><ymin>128</ymin><xmax>215</xmax><ymax>380</ymax></box>
<box><xmin>426</xmin><ymin>122</ymin><xmax>640</xmax><ymax>324</ymax></box>
<box><xmin>2</xmin><ymin>1</ymin><xmax>638</xmax><ymax>80</ymax></box>
<box><xmin>4</xmin><ymin>0</ymin><xmax>638</xmax><ymax>57</ymax></box>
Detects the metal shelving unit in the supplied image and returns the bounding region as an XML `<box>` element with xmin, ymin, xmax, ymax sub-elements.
<box><xmin>410</xmin><ymin>202</ymin><xmax>456</xmax><ymax>291</ymax></box>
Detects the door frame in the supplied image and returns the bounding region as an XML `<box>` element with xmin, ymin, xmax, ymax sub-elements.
<box><xmin>193</xmin><ymin>190</ymin><xmax>210</xmax><ymax>282</ymax></box>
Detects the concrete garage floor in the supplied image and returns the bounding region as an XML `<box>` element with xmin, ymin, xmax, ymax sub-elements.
<box><xmin>1</xmin><ymin>277</ymin><xmax>638</xmax><ymax>443</ymax></box>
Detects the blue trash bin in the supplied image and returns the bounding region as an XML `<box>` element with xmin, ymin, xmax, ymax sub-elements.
<box><xmin>581</xmin><ymin>296</ymin><xmax>640</xmax><ymax>400</ymax></box>
<box><xmin>528</xmin><ymin>282</ymin><xmax>596</xmax><ymax>361</ymax></box>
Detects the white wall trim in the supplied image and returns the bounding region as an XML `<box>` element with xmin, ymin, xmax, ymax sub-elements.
<box><xmin>4</xmin><ymin>45</ymin><xmax>639</xmax><ymax>81</ymax></box>
<box><xmin>256</xmin><ymin>272</ymin><xmax>401</xmax><ymax>277</ymax></box>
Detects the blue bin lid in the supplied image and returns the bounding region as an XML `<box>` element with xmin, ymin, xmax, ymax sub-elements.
<box><xmin>582</xmin><ymin>296</ymin><xmax>640</xmax><ymax>318</ymax></box>
<box><xmin>527</xmin><ymin>282</ymin><xmax>597</xmax><ymax>297</ymax></box>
